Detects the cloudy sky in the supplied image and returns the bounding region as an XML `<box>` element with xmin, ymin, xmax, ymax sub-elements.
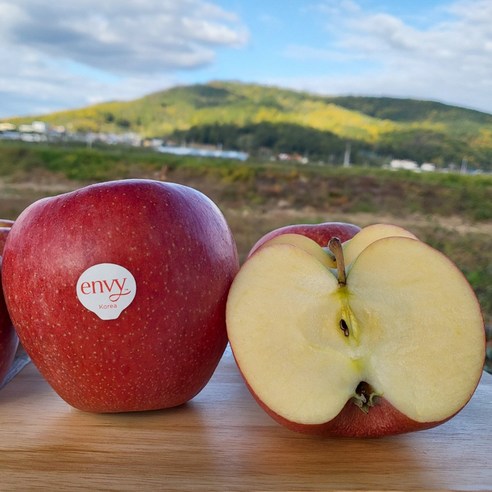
<box><xmin>1</xmin><ymin>0</ymin><xmax>492</xmax><ymax>118</ymax></box>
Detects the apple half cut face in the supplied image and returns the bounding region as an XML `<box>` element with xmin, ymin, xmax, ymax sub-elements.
<box><xmin>226</xmin><ymin>225</ymin><xmax>485</xmax><ymax>437</ymax></box>
<box><xmin>341</xmin><ymin>223</ymin><xmax>418</xmax><ymax>266</ymax></box>
<box><xmin>252</xmin><ymin>233</ymin><xmax>336</xmax><ymax>269</ymax></box>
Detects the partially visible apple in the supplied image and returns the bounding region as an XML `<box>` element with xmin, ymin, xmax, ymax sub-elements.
<box><xmin>0</xmin><ymin>265</ymin><xmax>19</xmax><ymax>386</ymax></box>
<box><xmin>226</xmin><ymin>223</ymin><xmax>485</xmax><ymax>437</ymax></box>
<box><xmin>249</xmin><ymin>221</ymin><xmax>361</xmax><ymax>258</ymax></box>
<box><xmin>2</xmin><ymin>179</ymin><xmax>239</xmax><ymax>412</ymax></box>
<box><xmin>0</xmin><ymin>219</ymin><xmax>14</xmax><ymax>253</ymax></box>
<box><xmin>0</xmin><ymin>219</ymin><xmax>18</xmax><ymax>386</ymax></box>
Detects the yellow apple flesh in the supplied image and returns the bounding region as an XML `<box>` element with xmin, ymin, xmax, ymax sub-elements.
<box><xmin>226</xmin><ymin>225</ymin><xmax>485</xmax><ymax>437</ymax></box>
<box><xmin>342</xmin><ymin>223</ymin><xmax>418</xmax><ymax>266</ymax></box>
<box><xmin>252</xmin><ymin>233</ymin><xmax>336</xmax><ymax>269</ymax></box>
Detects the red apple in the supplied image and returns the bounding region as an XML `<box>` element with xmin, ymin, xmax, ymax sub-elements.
<box><xmin>0</xmin><ymin>270</ymin><xmax>19</xmax><ymax>387</ymax></box>
<box><xmin>0</xmin><ymin>219</ymin><xmax>14</xmax><ymax>254</ymax></box>
<box><xmin>2</xmin><ymin>179</ymin><xmax>239</xmax><ymax>412</ymax></box>
<box><xmin>0</xmin><ymin>220</ymin><xmax>19</xmax><ymax>386</ymax></box>
<box><xmin>249</xmin><ymin>221</ymin><xmax>361</xmax><ymax>258</ymax></box>
<box><xmin>226</xmin><ymin>224</ymin><xmax>485</xmax><ymax>437</ymax></box>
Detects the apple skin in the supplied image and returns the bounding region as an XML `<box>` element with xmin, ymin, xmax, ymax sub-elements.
<box><xmin>239</xmin><ymin>374</ymin><xmax>455</xmax><ymax>438</ymax></box>
<box><xmin>1</xmin><ymin>179</ymin><xmax>239</xmax><ymax>412</ymax></box>
<box><xmin>0</xmin><ymin>220</ymin><xmax>19</xmax><ymax>386</ymax></box>
<box><xmin>249</xmin><ymin>222</ymin><xmax>361</xmax><ymax>257</ymax></box>
<box><xmin>0</xmin><ymin>220</ymin><xmax>14</xmax><ymax>253</ymax></box>
<box><xmin>0</xmin><ymin>266</ymin><xmax>19</xmax><ymax>386</ymax></box>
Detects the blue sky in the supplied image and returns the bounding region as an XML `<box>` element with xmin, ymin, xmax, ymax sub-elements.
<box><xmin>0</xmin><ymin>0</ymin><xmax>491</xmax><ymax>118</ymax></box>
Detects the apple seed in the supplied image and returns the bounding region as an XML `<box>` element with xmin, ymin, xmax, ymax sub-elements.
<box><xmin>339</xmin><ymin>319</ymin><xmax>350</xmax><ymax>337</ymax></box>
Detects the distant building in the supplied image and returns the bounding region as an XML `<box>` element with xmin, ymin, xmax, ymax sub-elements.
<box><xmin>0</xmin><ymin>123</ymin><xmax>16</xmax><ymax>132</ymax></box>
<box><xmin>390</xmin><ymin>159</ymin><xmax>419</xmax><ymax>171</ymax></box>
<box><xmin>18</xmin><ymin>123</ymin><xmax>34</xmax><ymax>133</ymax></box>
<box><xmin>277</xmin><ymin>152</ymin><xmax>309</xmax><ymax>164</ymax></box>
<box><xmin>31</xmin><ymin>121</ymin><xmax>48</xmax><ymax>133</ymax></box>
<box><xmin>421</xmin><ymin>162</ymin><xmax>436</xmax><ymax>172</ymax></box>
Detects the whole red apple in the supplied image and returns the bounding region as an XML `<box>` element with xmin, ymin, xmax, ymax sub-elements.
<box><xmin>2</xmin><ymin>180</ymin><xmax>239</xmax><ymax>412</ymax></box>
<box><xmin>249</xmin><ymin>221</ymin><xmax>361</xmax><ymax>257</ymax></box>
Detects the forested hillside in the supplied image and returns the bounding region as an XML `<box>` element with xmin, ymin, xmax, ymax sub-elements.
<box><xmin>4</xmin><ymin>81</ymin><xmax>492</xmax><ymax>170</ymax></box>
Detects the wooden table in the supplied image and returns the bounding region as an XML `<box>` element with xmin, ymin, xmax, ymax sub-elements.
<box><xmin>0</xmin><ymin>348</ymin><xmax>491</xmax><ymax>491</ymax></box>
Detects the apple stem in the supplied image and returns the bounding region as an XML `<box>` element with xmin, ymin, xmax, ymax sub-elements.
<box><xmin>328</xmin><ymin>237</ymin><xmax>347</xmax><ymax>286</ymax></box>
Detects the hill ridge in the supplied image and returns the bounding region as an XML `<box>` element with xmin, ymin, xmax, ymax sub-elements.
<box><xmin>2</xmin><ymin>81</ymin><xmax>492</xmax><ymax>169</ymax></box>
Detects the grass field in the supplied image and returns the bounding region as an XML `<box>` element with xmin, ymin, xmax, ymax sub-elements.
<box><xmin>0</xmin><ymin>141</ymin><xmax>491</xmax><ymax>328</ymax></box>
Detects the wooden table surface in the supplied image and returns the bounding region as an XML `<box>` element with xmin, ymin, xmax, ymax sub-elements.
<box><xmin>0</xmin><ymin>347</ymin><xmax>491</xmax><ymax>491</ymax></box>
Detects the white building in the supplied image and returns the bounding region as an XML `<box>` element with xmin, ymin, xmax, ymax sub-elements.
<box><xmin>0</xmin><ymin>123</ymin><xmax>16</xmax><ymax>132</ymax></box>
<box><xmin>421</xmin><ymin>162</ymin><xmax>436</xmax><ymax>172</ymax></box>
<box><xmin>390</xmin><ymin>159</ymin><xmax>419</xmax><ymax>171</ymax></box>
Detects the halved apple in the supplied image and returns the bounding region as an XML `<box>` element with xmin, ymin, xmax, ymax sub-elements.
<box><xmin>226</xmin><ymin>224</ymin><xmax>485</xmax><ymax>437</ymax></box>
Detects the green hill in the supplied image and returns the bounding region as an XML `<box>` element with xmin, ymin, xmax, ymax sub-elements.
<box><xmin>3</xmin><ymin>81</ymin><xmax>492</xmax><ymax>169</ymax></box>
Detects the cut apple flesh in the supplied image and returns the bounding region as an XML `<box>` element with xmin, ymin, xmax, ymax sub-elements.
<box><xmin>253</xmin><ymin>233</ymin><xmax>336</xmax><ymax>269</ymax></box>
<box><xmin>342</xmin><ymin>223</ymin><xmax>418</xmax><ymax>267</ymax></box>
<box><xmin>226</xmin><ymin>236</ymin><xmax>485</xmax><ymax>426</ymax></box>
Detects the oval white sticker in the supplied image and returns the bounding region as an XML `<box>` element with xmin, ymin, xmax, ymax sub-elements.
<box><xmin>76</xmin><ymin>263</ymin><xmax>137</xmax><ymax>320</ymax></box>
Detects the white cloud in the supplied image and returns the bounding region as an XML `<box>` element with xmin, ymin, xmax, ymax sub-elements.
<box><xmin>2</xmin><ymin>0</ymin><xmax>492</xmax><ymax>119</ymax></box>
<box><xmin>0</xmin><ymin>0</ymin><xmax>248</xmax><ymax>117</ymax></box>
<box><xmin>283</xmin><ymin>0</ymin><xmax>492</xmax><ymax>113</ymax></box>
<box><xmin>1</xmin><ymin>0</ymin><xmax>247</xmax><ymax>73</ymax></box>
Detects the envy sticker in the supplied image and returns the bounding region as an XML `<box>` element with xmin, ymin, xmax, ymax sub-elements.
<box><xmin>76</xmin><ymin>263</ymin><xmax>137</xmax><ymax>320</ymax></box>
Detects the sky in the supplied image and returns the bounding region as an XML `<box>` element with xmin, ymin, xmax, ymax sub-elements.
<box><xmin>1</xmin><ymin>0</ymin><xmax>492</xmax><ymax>118</ymax></box>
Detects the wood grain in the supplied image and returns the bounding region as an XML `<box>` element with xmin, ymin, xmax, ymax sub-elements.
<box><xmin>0</xmin><ymin>348</ymin><xmax>491</xmax><ymax>491</ymax></box>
